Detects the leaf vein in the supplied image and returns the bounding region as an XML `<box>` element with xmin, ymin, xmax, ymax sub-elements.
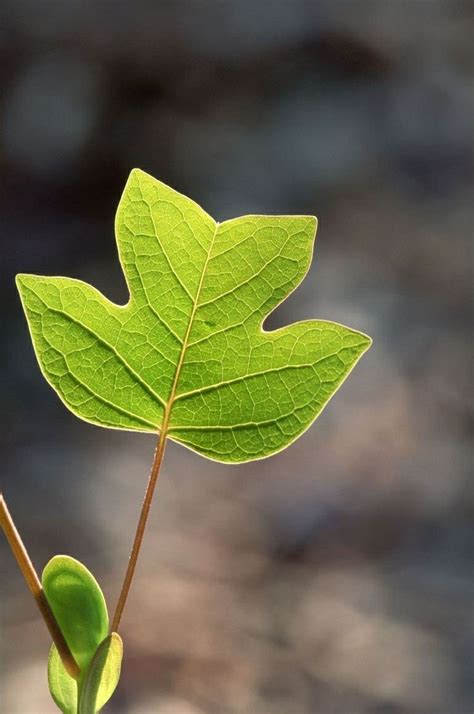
<box><xmin>24</xmin><ymin>284</ymin><xmax>167</xmax><ymax>408</ymax></box>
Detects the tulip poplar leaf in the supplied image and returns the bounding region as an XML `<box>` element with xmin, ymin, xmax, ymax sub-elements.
<box><xmin>17</xmin><ymin>169</ymin><xmax>371</xmax><ymax>462</ymax></box>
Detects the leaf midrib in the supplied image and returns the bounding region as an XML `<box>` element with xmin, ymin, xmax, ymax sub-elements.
<box><xmin>159</xmin><ymin>221</ymin><xmax>220</xmax><ymax>436</ymax></box>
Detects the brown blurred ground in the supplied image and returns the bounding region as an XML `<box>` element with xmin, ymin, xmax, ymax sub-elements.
<box><xmin>0</xmin><ymin>2</ymin><xmax>473</xmax><ymax>713</ymax></box>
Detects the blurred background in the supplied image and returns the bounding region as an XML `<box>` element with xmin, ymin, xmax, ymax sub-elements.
<box><xmin>0</xmin><ymin>2</ymin><xmax>473</xmax><ymax>712</ymax></box>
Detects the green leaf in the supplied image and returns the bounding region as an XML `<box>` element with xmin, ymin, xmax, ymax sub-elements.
<box><xmin>48</xmin><ymin>635</ymin><xmax>123</xmax><ymax>714</ymax></box>
<box><xmin>17</xmin><ymin>169</ymin><xmax>371</xmax><ymax>463</ymax></box>
<box><xmin>48</xmin><ymin>645</ymin><xmax>77</xmax><ymax>714</ymax></box>
<box><xmin>42</xmin><ymin>556</ymin><xmax>109</xmax><ymax>673</ymax></box>
<box><xmin>78</xmin><ymin>633</ymin><xmax>123</xmax><ymax>714</ymax></box>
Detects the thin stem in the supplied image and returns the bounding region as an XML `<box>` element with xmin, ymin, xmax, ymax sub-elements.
<box><xmin>111</xmin><ymin>427</ymin><xmax>168</xmax><ymax>632</ymax></box>
<box><xmin>111</xmin><ymin>229</ymin><xmax>217</xmax><ymax>632</ymax></box>
<box><xmin>0</xmin><ymin>492</ymin><xmax>80</xmax><ymax>680</ymax></box>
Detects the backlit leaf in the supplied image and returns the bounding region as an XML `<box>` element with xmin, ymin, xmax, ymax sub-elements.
<box><xmin>78</xmin><ymin>633</ymin><xmax>123</xmax><ymax>714</ymax></box>
<box><xmin>42</xmin><ymin>555</ymin><xmax>109</xmax><ymax>673</ymax></box>
<box><xmin>48</xmin><ymin>644</ymin><xmax>77</xmax><ymax>714</ymax></box>
<box><xmin>17</xmin><ymin>169</ymin><xmax>371</xmax><ymax>462</ymax></box>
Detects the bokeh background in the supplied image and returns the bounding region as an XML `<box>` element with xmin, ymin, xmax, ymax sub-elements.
<box><xmin>1</xmin><ymin>2</ymin><xmax>473</xmax><ymax>713</ymax></box>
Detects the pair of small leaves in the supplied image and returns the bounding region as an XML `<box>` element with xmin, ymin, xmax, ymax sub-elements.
<box><xmin>17</xmin><ymin>169</ymin><xmax>371</xmax><ymax>464</ymax></box>
<box><xmin>48</xmin><ymin>635</ymin><xmax>122</xmax><ymax>714</ymax></box>
<box><xmin>43</xmin><ymin>556</ymin><xmax>122</xmax><ymax>713</ymax></box>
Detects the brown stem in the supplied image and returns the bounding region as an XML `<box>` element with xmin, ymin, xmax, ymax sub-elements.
<box><xmin>110</xmin><ymin>230</ymin><xmax>212</xmax><ymax>632</ymax></box>
<box><xmin>0</xmin><ymin>492</ymin><xmax>80</xmax><ymax>679</ymax></box>
<box><xmin>111</xmin><ymin>426</ymin><xmax>168</xmax><ymax>632</ymax></box>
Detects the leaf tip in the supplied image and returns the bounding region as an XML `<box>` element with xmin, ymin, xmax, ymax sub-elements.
<box><xmin>361</xmin><ymin>331</ymin><xmax>373</xmax><ymax>350</ymax></box>
<box><xmin>42</xmin><ymin>553</ymin><xmax>72</xmax><ymax>579</ymax></box>
<box><xmin>110</xmin><ymin>631</ymin><xmax>123</xmax><ymax>651</ymax></box>
<box><xmin>127</xmin><ymin>167</ymin><xmax>150</xmax><ymax>185</ymax></box>
<box><xmin>15</xmin><ymin>272</ymin><xmax>30</xmax><ymax>290</ymax></box>
<box><xmin>309</xmin><ymin>215</ymin><xmax>318</xmax><ymax>242</ymax></box>
<box><xmin>16</xmin><ymin>273</ymin><xmax>43</xmax><ymax>302</ymax></box>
